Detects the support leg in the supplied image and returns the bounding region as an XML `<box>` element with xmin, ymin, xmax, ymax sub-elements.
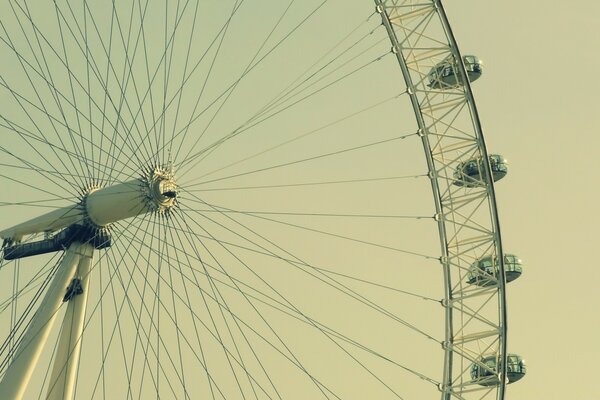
<box><xmin>0</xmin><ymin>243</ymin><xmax>84</xmax><ymax>400</ymax></box>
<box><xmin>47</xmin><ymin>243</ymin><xmax>94</xmax><ymax>400</ymax></box>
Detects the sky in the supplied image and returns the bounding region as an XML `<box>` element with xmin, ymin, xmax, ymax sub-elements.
<box><xmin>446</xmin><ymin>2</ymin><xmax>600</xmax><ymax>398</ymax></box>
<box><xmin>0</xmin><ymin>1</ymin><xmax>598</xmax><ymax>399</ymax></box>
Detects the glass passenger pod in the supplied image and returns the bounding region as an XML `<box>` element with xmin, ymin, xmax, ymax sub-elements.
<box><xmin>467</xmin><ymin>253</ymin><xmax>523</xmax><ymax>287</ymax></box>
<box><xmin>453</xmin><ymin>154</ymin><xmax>508</xmax><ymax>187</ymax></box>
<box><xmin>427</xmin><ymin>55</ymin><xmax>483</xmax><ymax>89</ymax></box>
<box><xmin>471</xmin><ymin>354</ymin><xmax>526</xmax><ymax>386</ymax></box>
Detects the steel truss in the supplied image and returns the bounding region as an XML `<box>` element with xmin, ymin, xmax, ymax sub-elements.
<box><xmin>374</xmin><ymin>1</ymin><xmax>509</xmax><ymax>399</ymax></box>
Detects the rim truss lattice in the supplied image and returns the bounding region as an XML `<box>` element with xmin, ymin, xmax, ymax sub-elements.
<box><xmin>375</xmin><ymin>1</ymin><xmax>510</xmax><ymax>399</ymax></box>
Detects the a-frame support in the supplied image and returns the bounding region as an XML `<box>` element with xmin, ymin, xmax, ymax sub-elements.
<box><xmin>0</xmin><ymin>242</ymin><xmax>94</xmax><ymax>400</ymax></box>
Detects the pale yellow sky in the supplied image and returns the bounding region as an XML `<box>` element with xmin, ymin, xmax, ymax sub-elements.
<box><xmin>0</xmin><ymin>1</ymin><xmax>597</xmax><ymax>399</ymax></box>
<box><xmin>448</xmin><ymin>2</ymin><xmax>600</xmax><ymax>399</ymax></box>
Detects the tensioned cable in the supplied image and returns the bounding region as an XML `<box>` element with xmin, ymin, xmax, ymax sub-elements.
<box><xmin>131</xmin><ymin>209</ymin><xmax>162</xmax><ymax>396</ymax></box>
<box><xmin>0</xmin><ymin>223</ymin><xmax>111</xmax><ymax>370</ymax></box>
<box><xmin>184</xmin><ymin>131</ymin><xmax>417</xmax><ymax>188</ymax></box>
<box><xmin>226</xmin><ymin>14</ymin><xmax>380</xmax><ymax>149</ymax></box>
<box><xmin>122</xmin><ymin>213</ymin><xmax>439</xmax><ymax>393</ymax></box>
<box><xmin>188</xmin><ymin>174</ymin><xmax>426</xmax><ymax>193</ymax></box>
<box><xmin>149</xmin><ymin>1</ymin><xmax>330</xmax><ymax>169</ymax></box>
<box><xmin>143</xmin><ymin>220</ymin><xmax>440</xmax><ymax>305</ymax></box>
<box><xmin>118</xmin><ymin>218</ymin><xmax>404</xmax><ymax>303</ymax></box>
<box><xmin>173</xmin><ymin>0</ymin><xmax>299</xmax><ymax>166</ymax></box>
<box><xmin>0</xmin><ymin>255</ymin><xmax>61</xmax><ymax>314</ymax></box>
<box><xmin>0</xmin><ymin>116</ymin><xmax>138</xmax><ymax>183</ymax></box>
<box><xmin>84</xmin><ymin>217</ymin><xmax>156</xmax><ymax>399</ymax></box>
<box><xmin>161</xmin><ymin>209</ymin><xmax>193</xmax><ymax>400</ymax></box>
<box><xmin>166</xmin><ymin>214</ymin><xmax>260</xmax><ymax>400</ymax></box>
<box><xmin>82</xmin><ymin>2</ymin><xmax>96</xmax><ymax>182</ymax></box>
<box><xmin>119</xmin><ymin>219</ymin><xmax>339</xmax><ymax>399</ymax></box>
<box><xmin>39</xmin><ymin>0</ymin><xmax>94</xmax><ymax>182</ymax></box>
<box><xmin>177</xmin><ymin>203</ymin><xmax>430</xmax><ymax>220</ymax></box>
<box><xmin>106</xmin><ymin>239</ymin><xmax>167</xmax><ymax>398</ymax></box>
<box><xmin>170</xmin><ymin>209</ymin><xmax>271</xmax><ymax>400</ymax></box>
<box><xmin>109</xmin><ymin>219</ymin><xmax>156</xmax><ymax>398</ymax></box>
<box><xmin>170</xmin><ymin>212</ymin><xmax>417</xmax><ymax>398</ymax></box>
<box><xmin>181</xmin><ymin>91</ymin><xmax>405</xmax><ymax>186</ymax></box>
<box><xmin>133</xmin><ymin>0</ymin><xmax>199</xmax><ymax>167</ymax></box>
<box><xmin>129</xmin><ymin>218</ymin><xmax>230</xmax><ymax>400</ymax></box>
<box><xmin>144</xmin><ymin>211</ymin><xmax>163</xmax><ymax>395</ymax></box>
<box><xmin>172</xmin><ymin>213</ymin><xmax>341</xmax><ymax>399</ymax></box>
<box><xmin>3</xmin><ymin>216</ymin><xmax>152</xmax><ymax>396</ymax></box>
<box><xmin>108</xmin><ymin>222</ymin><xmax>267</xmax><ymax>399</ymax></box>
<box><xmin>174</xmin><ymin>207</ymin><xmax>440</xmax><ymax>392</ymax></box>
<box><xmin>170</xmin><ymin>216</ymin><xmax>261</xmax><ymax>400</ymax></box>
<box><xmin>56</xmin><ymin>0</ymin><xmax>161</xmax><ymax>172</ymax></box>
<box><xmin>0</xmin><ymin>254</ymin><xmax>63</xmax><ymax>373</ymax></box>
<box><xmin>0</xmin><ymin>161</ymin><xmax>106</xmax><ymax>184</ymax></box>
<box><xmin>183</xmin><ymin>201</ymin><xmax>435</xmax><ymax>260</ymax></box>
<box><xmin>170</xmin><ymin>0</ymin><xmax>247</xmax><ymax>163</ymax></box>
<box><xmin>166</xmin><ymin>0</ymin><xmax>200</xmax><ymax>161</ymax></box>
<box><xmin>170</xmin><ymin>18</ymin><xmax>385</xmax><ymax>166</ymax></box>
<box><xmin>94</xmin><ymin>3</ymin><xmax>117</xmax><ymax>186</ymax></box>
<box><xmin>0</xmin><ymin>172</ymin><xmax>75</xmax><ymax>206</ymax></box>
<box><xmin>158</xmin><ymin>1</ymin><xmax>186</xmax><ymax>165</ymax></box>
<box><xmin>165</xmin><ymin>218</ymin><xmax>220</xmax><ymax>400</ymax></box>
<box><xmin>129</xmin><ymin>215</ymin><xmax>443</xmax><ymax>326</ymax></box>
<box><xmin>166</xmin><ymin>212</ymin><xmax>280</xmax><ymax>400</ymax></box>
<box><xmin>116</xmin><ymin>0</ymin><xmax>247</xmax><ymax>173</ymax></box>
<box><xmin>9</xmin><ymin>1</ymin><xmax>153</xmax><ymax>181</ymax></box>
<box><xmin>5</xmin><ymin>1</ymin><xmax>89</xmax><ymax>189</ymax></box>
<box><xmin>173</xmin><ymin>0</ymin><xmax>324</xmax><ymax>166</ymax></box>
<box><xmin>2</xmin><ymin>1</ymin><xmax>177</xmax><ymax>184</ymax></box>
<box><xmin>177</xmin><ymin>51</ymin><xmax>391</xmax><ymax>176</ymax></box>
<box><xmin>81</xmin><ymin>0</ymin><xmax>156</xmax><ymax>180</ymax></box>
<box><xmin>177</xmin><ymin>198</ymin><xmax>440</xmax><ymax>340</ymax></box>
<box><xmin>15</xmin><ymin>0</ymin><xmax>126</xmax><ymax>188</ymax></box>
<box><xmin>0</xmin><ymin>78</ymin><xmax>83</xmax><ymax>197</ymax></box>
<box><xmin>102</xmin><ymin>0</ymin><xmax>208</xmax><ymax>177</ymax></box>
<box><xmin>201</xmin><ymin>31</ymin><xmax>390</xmax><ymax>165</ymax></box>
<box><xmin>0</xmin><ymin>78</ymin><xmax>141</xmax><ymax>184</ymax></box>
<box><xmin>105</xmin><ymin>0</ymin><xmax>247</xmax><ymax>184</ymax></box>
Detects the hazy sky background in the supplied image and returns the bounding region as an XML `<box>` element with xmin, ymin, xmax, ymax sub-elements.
<box><xmin>0</xmin><ymin>1</ymin><xmax>598</xmax><ymax>399</ymax></box>
<box><xmin>446</xmin><ymin>2</ymin><xmax>600</xmax><ymax>398</ymax></box>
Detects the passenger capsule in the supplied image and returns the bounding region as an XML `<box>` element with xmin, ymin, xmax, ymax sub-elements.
<box><xmin>428</xmin><ymin>55</ymin><xmax>483</xmax><ymax>89</ymax></box>
<box><xmin>467</xmin><ymin>254</ymin><xmax>523</xmax><ymax>287</ymax></box>
<box><xmin>471</xmin><ymin>354</ymin><xmax>526</xmax><ymax>386</ymax></box>
<box><xmin>453</xmin><ymin>154</ymin><xmax>508</xmax><ymax>187</ymax></box>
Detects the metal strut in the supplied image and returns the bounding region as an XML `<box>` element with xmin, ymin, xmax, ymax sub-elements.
<box><xmin>0</xmin><ymin>242</ymin><xmax>94</xmax><ymax>400</ymax></box>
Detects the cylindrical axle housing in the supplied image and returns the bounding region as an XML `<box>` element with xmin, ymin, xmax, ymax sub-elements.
<box><xmin>85</xmin><ymin>180</ymin><xmax>149</xmax><ymax>227</ymax></box>
<box><xmin>0</xmin><ymin>170</ymin><xmax>177</xmax><ymax>243</ymax></box>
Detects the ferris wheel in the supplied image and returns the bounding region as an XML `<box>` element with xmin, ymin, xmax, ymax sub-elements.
<box><xmin>0</xmin><ymin>1</ymin><xmax>525</xmax><ymax>399</ymax></box>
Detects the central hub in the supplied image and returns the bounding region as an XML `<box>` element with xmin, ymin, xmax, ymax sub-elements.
<box><xmin>144</xmin><ymin>166</ymin><xmax>178</xmax><ymax>212</ymax></box>
<box><xmin>0</xmin><ymin>164</ymin><xmax>180</xmax><ymax>256</ymax></box>
<box><xmin>84</xmin><ymin>165</ymin><xmax>179</xmax><ymax>228</ymax></box>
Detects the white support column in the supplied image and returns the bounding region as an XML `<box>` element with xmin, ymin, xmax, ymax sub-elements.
<box><xmin>46</xmin><ymin>243</ymin><xmax>94</xmax><ymax>400</ymax></box>
<box><xmin>0</xmin><ymin>243</ymin><xmax>83</xmax><ymax>400</ymax></box>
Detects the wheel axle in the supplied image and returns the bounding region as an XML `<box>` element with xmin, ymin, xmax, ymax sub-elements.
<box><xmin>0</xmin><ymin>166</ymin><xmax>178</xmax><ymax>252</ymax></box>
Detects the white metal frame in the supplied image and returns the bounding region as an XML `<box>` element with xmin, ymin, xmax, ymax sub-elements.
<box><xmin>374</xmin><ymin>1</ymin><xmax>510</xmax><ymax>399</ymax></box>
<box><xmin>0</xmin><ymin>1</ymin><xmax>516</xmax><ymax>398</ymax></box>
<box><xmin>0</xmin><ymin>175</ymin><xmax>171</xmax><ymax>399</ymax></box>
<box><xmin>0</xmin><ymin>243</ymin><xmax>94</xmax><ymax>400</ymax></box>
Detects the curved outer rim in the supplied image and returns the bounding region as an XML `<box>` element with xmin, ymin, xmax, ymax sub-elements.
<box><xmin>434</xmin><ymin>3</ymin><xmax>509</xmax><ymax>398</ymax></box>
<box><xmin>374</xmin><ymin>1</ymin><xmax>508</xmax><ymax>399</ymax></box>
